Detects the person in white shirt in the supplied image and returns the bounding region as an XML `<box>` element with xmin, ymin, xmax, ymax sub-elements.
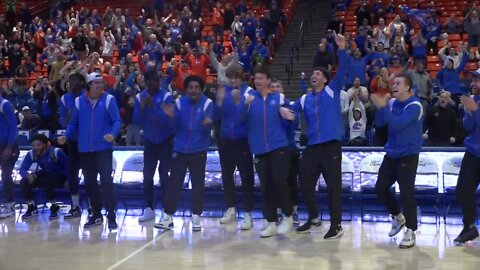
<box><xmin>373</xmin><ymin>18</ymin><xmax>391</xmax><ymax>49</ymax></box>
<box><xmin>101</xmin><ymin>28</ymin><xmax>115</xmax><ymax>63</ymax></box>
<box><xmin>346</xmin><ymin>77</ymin><xmax>370</xmax><ymax>108</ymax></box>
<box><xmin>348</xmin><ymin>97</ymin><xmax>367</xmax><ymax>146</ymax></box>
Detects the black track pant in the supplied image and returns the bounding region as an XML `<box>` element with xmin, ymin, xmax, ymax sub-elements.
<box><xmin>455</xmin><ymin>151</ymin><xmax>480</xmax><ymax>226</ymax></box>
<box><xmin>218</xmin><ymin>138</ymin><xmax>255</xmax><ymax>212</ymax></box>
<box><xmin>163</xmin><ymin>152</ymin><xmax>207</xmax><ymax>216</ymax></box>
<box><xmin>143</xmin><ymin>139</ymin><xmax>173</xmax><ymax>207</ymax></box>
<box><xmin>255</xmin><ymin>148</ymin><xmax>292</xmax><ymax>223</ymax></box>
<box><xmin>299</xmin><ymin>141</ymin><xmax>343</xmax><ymax>225</ymax></box>
<box><xmin>21</xmin><ymin>172</ymin><xmax>66</xmax><ymax>202</ymax></box>
<box><xmin>375</xmin><ymin>154</ymin><xmax>419</xmax><ymax>231</ymax></box>
<box><xmin>0</xmin><ymin>144</ymin><xmax>19</xmax><ymax>203</ymax></box>
<box><xmin>81</xmin><ymin>150</ymin><xmax>116</xmax><ymax>219</ymax></box>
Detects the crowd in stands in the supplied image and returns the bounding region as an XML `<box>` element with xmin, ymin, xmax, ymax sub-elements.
<box><xmin>2</xmin><ymin>0</ymin><xmax>480</xmax><ymax>148</ymax></box>
<box><xmin>0</xmin><ymin>0</ymin><xmax>289</xmax><ymax>145</ymax></box>
<box><xmin>316</xmin><ymin>0</ymin><xmax>480</xmax><ymax>147</ymax></box>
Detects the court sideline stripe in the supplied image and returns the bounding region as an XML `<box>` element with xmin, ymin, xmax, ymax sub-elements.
<box><xmin>105</xmin><ymin>230</ymin><xmax>171</xmax><ymax>270</ymax></box>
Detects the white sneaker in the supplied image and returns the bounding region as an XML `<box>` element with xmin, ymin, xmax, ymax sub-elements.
<box><xmin>388</xmin><ymin>213</ymin><xmax>406</xmax><ymax>237</ymax></box>
<box><xmin>138</xmin><ymin>208</ymin><xmax>155</xmax><ymax>222</ymax></box>
<box><xmin>154</xmin><ymin>213</ymin><xmax>173</xmax><ymax>229</ymax></box>
<box><xmin>0</xmin><ymin>204</ymin><xmax>15</xmax><ymax>219</ymax></box>
<box><xmin>277</xmin><ymin>215</ymin><xmax>293</xmax><ymax>235</ymax></box>
<box><xmin>219</xmin><ymin>207</ymin><xmax>236</xmax><ymax>224</ymax></box>
<box><xmin>260</xmin><ymin>222</ymin><xmax>277</xmax><ymax>238</ymax></box>
<box><xmin>399</xmin><ymin>228</ymin><xmax>416</xmax><ymax>248</ymax></box>
<box><xmin>240</xmin><ymin>212</ymin><xmax>253</xmax><ymax>230</ymax></box>
<box><xmin>192</xmin><ymin>214</ymin><xmax>202</xmax><ymax>231</ymax></box>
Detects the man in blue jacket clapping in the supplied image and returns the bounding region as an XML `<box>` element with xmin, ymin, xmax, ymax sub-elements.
<box><xmin>215</xmin><ymin>63</ymin><xmax>256</xmax><ymax>230</ymax></box>
<box><xmin>154</xmin><ymin>75</ymin><xmax>214</xmax><ymax>232</ymax></box>
<box><xmin>133</xmin><ymin>69</ymin><xmax>175</xmax><ymax>223</ymax></box>
<box><xmin>371</xmin><ymin>74</ymin><xmax>423</xmax><ymax>249</ymax></box>
<box><xmin>454</xmin><ymin>68</ymin><xmax>480</xmax><ymax>245</ymax></box>
<box><xmin>240</xmin><ymin>65</ymin><xmax>296</xmax><ymax>238</ymax></box>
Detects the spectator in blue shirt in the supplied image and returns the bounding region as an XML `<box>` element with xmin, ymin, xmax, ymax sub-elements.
<box><xmin>422</xmin><ymin>15</ymin><xmax>441</xmax><ymax>55</ymax></box>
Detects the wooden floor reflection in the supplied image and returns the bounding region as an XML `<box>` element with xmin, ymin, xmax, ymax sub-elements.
<box><xmin>0</xmin><ymin>209</ymin><xmax>478</xmax><ymax>270</ymax></box>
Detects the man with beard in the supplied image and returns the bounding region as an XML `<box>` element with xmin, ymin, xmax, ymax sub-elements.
<box><xmin>454</xmin><ymin>68</ymin><xmax>480</xmax><ymax>245</ymax></box>
<box><xmin>293</xmin><ymin>32</ymin><xmax>347</xmax><ymax>239</ymax></box>
<box><xmin>19</xmin><ymin>135</ymin><xmax>70</xmax><ymax>220</ymax></box>
<box><xmin>154</xmin><ymin>75</ymin><xmax>213</xmax><ymax>232</ymax></box>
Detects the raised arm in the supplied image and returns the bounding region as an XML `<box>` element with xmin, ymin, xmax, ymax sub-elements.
<box><xmin>328</xmin><ymin>31</ymin><xmax>347</xmax><ymax>93</ymax></box>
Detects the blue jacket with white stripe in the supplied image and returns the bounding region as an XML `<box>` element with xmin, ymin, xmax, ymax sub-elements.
<box><xmin>19</xmin><ymin>146</ymin><xmax>69</xmax><ymax>179</ymax></box>
<box><xmin>215</xmin><ymin>83</ymin><xmax>254</xmax><ymax>140</ymax></box>
<box><xmin>293</xmin><ymin>49</ymin><xmax>349</xmax><ymax>146</ymax></box>
<box><xmin>375</xmin><ymin>96</ymin><xmax>423</xmax><ymax>158</ymax></box>
<box><xmin>0</xmin><ymin>97</ymin><xmax>18</xmax><ymax>147</ymax></box>
<box><xmin>133</xmin><ymin>89</ymin><xmax>175</xmax><ymax>144</ymax></box>
<box><xmin>462</xmin><ymin>95</ymin><xmax>480</xmax><ymax>157</ymax></box>
<box><xmin>59</xmin><ymin>91</ymin><xmax>84</xmax><ymax>141</ymax></box>
<box><xmin>65</xmin><ymin>92</ymin><xmax>122</xmax><ymax>153</ymax></box>
<box><xmin>173</xmin><ymin>94</ymin><xmax>214</xmax><ymax>154</ymax></box>
<box><xmin>241</xmin><ymin>91</ymin><xmax>291</xmax><ymax>155</ymax></box>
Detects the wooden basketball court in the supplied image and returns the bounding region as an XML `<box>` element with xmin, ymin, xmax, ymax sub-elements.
<box><xmin>0</xmin><ymin>210</ymin><xmax>478</xmax><ymax>270</ymax></box>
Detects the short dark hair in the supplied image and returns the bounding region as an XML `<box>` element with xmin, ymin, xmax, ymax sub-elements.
<box><xmin>31</xmin><ymin>134</ymin><xmax>49</xmax><ymax>145</ymax></box>
<box><xmin>144</xmin><ymin>68</ymin><xmax>161</xmax><ymax>81</ymax></box>
<box><xmin>312</xmin><ymin>66</ymin><xmax>331</xmax><ymax>85</ymax></box>
<box><xmin>396</xmin><ymin>73</ymin><xmax>413</xmax><ymax>91</ymax></box>
<box><xmin>184</xmin><ymin>75</ymin><xmax>205</xmax><ymax>90</ymax></box>
<box><xmin>253</xmin><ymin>65</ymin><xmax>272</xmax><ymax>79</ymax></box>
<box><xmin>69</xmin><ymin>72</ymin><xmax>86</xmax><ymax>85</ymax></box>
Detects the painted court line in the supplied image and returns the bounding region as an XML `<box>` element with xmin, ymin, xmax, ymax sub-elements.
<box><xmin>105</xmin><ymin>230</ymin><xmax>171</xmax><ymax>270</ymax></box>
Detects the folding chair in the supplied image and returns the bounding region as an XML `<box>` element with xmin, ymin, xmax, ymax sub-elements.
<box><xmin>415</xmin><ymin>154</ymin><xmax>440</xmax><ymax>224</ymax></box>
<box><xmin>115</xmin><ymin>153</ymin><xmax>144</xmax><ymax>214</ymax></box>
<box><xmin>359</xmin><ymin>153</ymin><xmax>387</xmax><ymax>221</ymax></box>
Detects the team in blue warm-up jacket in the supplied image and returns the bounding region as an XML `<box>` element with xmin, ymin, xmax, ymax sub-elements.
<box><xmin>133</xmin><ymin>88</ymin><xmax>175</xmax><ymax>144</ymax></box>
<box><xmin>61</xmin><ymin>72</ymin><xmax>122</xmax><ymax>230</ymax></box>
<box><xmin>156</xmin><ymin>75</ymin><xmax>214</xmax><ymax>232</ymax></box>
<box><xmin>65</xmin><ymin>90</ymin><xmax>122</xmax><ymax>153</ymax></box>
<box><xmin>293</xmin><ymin>33</ymin><xmax>348</xmax><ymax>239</ymax></box>
<box><xmin>133</xmin><ymin>69</ymin><xmax>176</xmax><ymax>223</ymax></box>
<box><xmin>375</xmin><ymin>95</ymin><xmax>423</xmax><ymax>158</ymax></box>
<box><xmin>214</xmin><ymin>63</ymin><xmax>256</xmax><ymax>230</ymax></box>
<box><xmin>0</xmin><ymin>96</ymin><xmax>19</xmax><ymax>219</ymax></box>
<box><xmin>371</xmin><ymin>74</ymin><xmax>423</xmax><ymax>249</ymax></box>
<box><xmin>454</xmin><ymin>69</ymin><xmax>480</xmax><ymax>245</ymax></box>
<box><xmin>238</xmin><ymin>65</ymin><xmax>296</xmax><ymax>238</ymax></box>
<box><xmin>172</xmin><ymin>94</ymin><xmax>214</xmax><ymax>154</ymax></box>
<box><xmin>18</xmin><ymin>134</ymin><xmax>71</xmax><ymax>220</ymax></box>
<box><xmin>215</xmin><ymin>83</ymin><xmax>253</xmax><ymax>140</ymax></box>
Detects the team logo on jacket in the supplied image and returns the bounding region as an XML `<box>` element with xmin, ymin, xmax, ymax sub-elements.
<box><xmin>172</xmin><ymin>152</ymin><xmax>178</xmax><ymax>158</ymax></box>
<box><xmin>270</xmin><ymin>100</ymin><xmax>276</xmax><ymax>106</ymax></box>
<box><xmin>253</xmin><ymin>158</ymin><xmax>259</xmax><ymax>164</ymax></box>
